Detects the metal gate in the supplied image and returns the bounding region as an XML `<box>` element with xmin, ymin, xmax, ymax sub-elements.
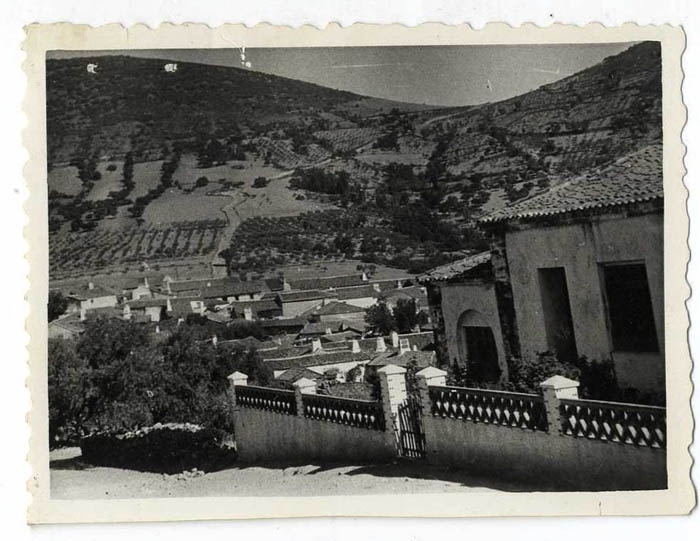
<box><xmin>396</xmin><ymin>396</ymin><xmax>426</xmax><ymax>459</ymax></box>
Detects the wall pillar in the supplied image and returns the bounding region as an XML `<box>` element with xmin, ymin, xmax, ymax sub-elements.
<box><xmin>540</xmin><ymin>375</ymin><xmax>580</xmax><ymax>434</ymax></box>
<box><xmin>227</xmin><ymin>371</ymin><xmax>248</xmax><ymax>405</ymax></box>
<box><xmin>377</xmin><ymin>364</ymin><xmax>407</xmax><ymax>454</ymax></box>
<box><xmin>293</xmin><ymin>377</ymin><xmax>316</xmax><ymax>417</ymax></box>
<box><xmin>227</xmin><ymin>371</ymin><xmax>248</xmax><ymax>450</ymax></box>
<box><xmin>415</xmin><ymin>367</ymin><xmax>447</xmax><ymax>462</ymax></box>
<box><xmin>415</xmin><ymin>366</ymin><xmax>447</xmax><ymax>415</ymax></box>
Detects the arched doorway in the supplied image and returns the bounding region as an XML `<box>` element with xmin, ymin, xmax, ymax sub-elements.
<box><xmin>457</xmin><ymin>309</ymin><xmax>502</xmax><ymax>384</ymax></box>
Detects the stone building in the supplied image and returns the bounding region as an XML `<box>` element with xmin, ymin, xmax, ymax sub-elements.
<box><xmin>422</xmin><ymin>144</ymin><xmax>664</xmax><ymax>393</ymax></box>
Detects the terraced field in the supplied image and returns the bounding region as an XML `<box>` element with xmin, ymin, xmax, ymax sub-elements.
<box><xmin>49</xmin><ymin>220</ymin><xmax>226</xmax><ymax>277</ymax></box>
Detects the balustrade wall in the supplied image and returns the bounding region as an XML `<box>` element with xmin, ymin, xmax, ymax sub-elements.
<box><xmin>229</xmin><ymin>368</ymin><xmax>667</xmax><ymax>490</ymax></box>
<box><xmin>230</xmin><ymin>378</ymin><xmax>396</xmax><ymax>464</ymax></box>
<box><xmin>418</xmin><ymin>376</ymin><xmax>667</xmax><ymax>491</ymax></box>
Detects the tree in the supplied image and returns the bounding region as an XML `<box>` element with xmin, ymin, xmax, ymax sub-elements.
<box><xmin>393</xmin><ymin>298</ymin><xmax>419</xmax><ymax>333</ymax></box>
<box><xmin>365</xmin><ymin>302</ymin><xmax>396</xmax><ymax>335</ymax></box>
<box><xmin>48</xmin><ymin>291</ymin><xmax>68</xmax><ymax>321</ymax></box>
<box><xmin>48</xmin><ymin>338</ymin><xmax>90</xmax><ymax>445</ymax></box>
<box><xmin>195</xmin><ymin>176</ymin><xmax>209</xmax><ymax>188</ymax></box>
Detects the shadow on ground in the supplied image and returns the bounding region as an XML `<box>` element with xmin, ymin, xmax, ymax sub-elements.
<box><xmin>49</xmin><ymin>455</ymin><xmax>94</xmax><ymax>471</ymax></box>
<box><xmin>230</xmin><ymin>459</ymin><xmax>565</xmax><ymax>492</ymax></box>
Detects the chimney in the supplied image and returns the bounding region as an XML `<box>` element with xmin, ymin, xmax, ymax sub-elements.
<box><xmin>375</xmin><ymin>336</ymin><xmax>387</xmax><ymax>353</ymax></box>
<box><xmin>396</xmin><ymin>280</ymin><xmax>403</xmax><ymax>289</ymax></box>
<box><xmin>351</xmin><ymin>339</ymin><xmax>360</xmax><ymax>353</ymax></box>
<box><xmin>155</xmin><ymin>325</ymin><xmax>160</xmax><ymax>334</ymax></box>
<box><xmin>88</xmin><ymin>281</ymin><xmax>95</xmax><ymax>290</ymax></box>
<box><xmin>79</xmin><ymin>307</ymin><xmax>87</xmax><ymax>321</ymax></box>
<box><xmin>390</xmin><ymin>330</ymin><xmax>399</xmax><ymax>348</ymax></box>
<box><xmin>413</xmin><ymin>345</ymin><xmax>418</xmax><ymax>351</ymax></box>
<box><xmin>373</xmin><ymin>283</ymin><xmax>381</xmax><ymax>292</ymax></box>
<box><xmin>177</xmin><ymin>317</ymin><xmax>184</xmax><ymax>326</ymax></box>
<box><xmin>325</xmin><ymin>326</ymin><xmax>332</xmax><ymax>335</ymax></box>
<box><xmin>361</xmin><ymin>271</ymin><xmax>368</xmax><ymax>281</ymax></box>
<box><xmin>166</xmin><ymin>298</ymin><xmax>173</xmax><ymax>312</ymax></box>
<box><xmin>123</xmin><ymin>304</ymin><xmax>131</xmax><ymax>320</ymax></box>
<box><xmin>143</xmin><ymin>276</ymin><xmax>149</xmax><ymax>288</ymax></box>
<box><xmin>282</xmin><ymin>276</ymin><xmax>291</xmax><ymax>291</ymax></box>
<box><xmin>212</xmin><ymin>334</ymin><xmax>218</xmax><ymax>347</ymax></box>
<box><xmin>399</xmin><ymin>338</ymin><xmax>411</xmax><ymax>355</ymax></box>
<box><xmin>243</xmin><ymin>307</ymin><xmax>253</xmax><ymax>321</ymax></box>
<box><xmin>312</xmin><ymin>338</ymin><xmax>322</xmax><ymax>353</ymax></box>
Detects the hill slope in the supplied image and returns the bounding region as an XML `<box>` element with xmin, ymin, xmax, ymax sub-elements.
<box><xmin>46</xmin><ymin>55</ymin><xmax>433</xmax><ymax>166</ymax></box>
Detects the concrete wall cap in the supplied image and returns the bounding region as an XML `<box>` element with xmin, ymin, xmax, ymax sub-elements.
<box><xmin>416</xmin><ymin>366</ymin><xmax>448</xmax><ymax>378</ymax></box>
<box><xmin>227</xmin><ymin>371</ymin><xmax>248</xmax><ymax>381</ymax></box>
<box><xmin>377</xmin><ymin>364</ymin><xmax>407</xmax><ymax>375</ymax></box>
<box><xmin>539</xmin><ymin>375</ymin><xmax>580</xmax><ymax>389</ymax></box>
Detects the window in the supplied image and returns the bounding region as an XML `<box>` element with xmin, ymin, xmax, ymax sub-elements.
<box><xmin>602</xmin><ymin>263</ymin><xmax>659</xmax><ymax>352</ymax></box>
<box><xmin>538</xmin><ymin>267</ymin><xmax>578</xmax><ymax>362</ymax></box>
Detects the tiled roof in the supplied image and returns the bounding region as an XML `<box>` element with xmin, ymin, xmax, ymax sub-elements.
<box><xmin>276</xmin><ymin>367</ymin><xmax>322</xmax><ymax>383</ymax></box>
<box><xmin>287</xmin><ymin>274</ymin><xmax>366</xmax><ymax>291</ymax></box>
<box><xmin>127</xmin><ymin>298</ymin><xmax>168</xmax><ymax>309</ymax></box>
<box><xmin>65</xmin><ymin>284</ymin><xmax>117</xmax><ymax>300</ymax></box>
<box><xmin>84</xmin><ymin>306</ymin><xmax>123</xmax><ymax>319</ymax></box>
<box><xmin>298</xmin><ymin>321</ymin><xmax>344</xmax><ymax>336</ymax></box>
<box><xmin>418</xmin><ymin>251</ymin><xmax>492</xmax><ymax>283</ymax></box>
<box><xmin>277</xmin><ymin>290</ymin><xmax>338</xmax><ymax>303</ymax></box>
<box><xmin>334</xmin><ymin>284</ymin><xmax>382</xmax><ymax>301</ymax></box>
<box><xmin>259</xmin><ymin>317</ymin><xmax>308</xmax><ymax>328</ymax></box>
<box><xmin>259</xmin><ymin>346</ymin><xmax>312</xmax><ymax>360</ymax></box>
<box><xmin>356</xmin><ymin>331</ymin><xmax>435</xmax><ymax>353</ymax></box>
<box><xmin>264</xmin><ymin>350</ymin><xmax>371</xmax><ymax>371</ymax></box>
<box><xmin>168</xmin><ymin>278</ymin><xmax>270</xmax><ymax>298</ymax></box>
<box><xmin>301</xmin><ymin>301</ymin><xmax>366</xmax><ymax>318</ymax></box>
<box><xmin>481</xmin><ymin>144</ymin><xmax>663</xmax><ymax>224</ymax></box>
<box><xmin>168</xmin><ymin>296</ymin><xmax>205</xmax><ymax>316</ymax></box>
<box><xmin>383</xmin><ymin>286</ymin><xmax>428</xmax><ymax>302</ymax></box>
<box><xmin>367</xmin><ymin>350</ymin><xmax>436</xmax><ymax>368</ymax></box>
<box><xmin>204</xmin><ymin>311</ymin><xmax>231</xmax><ymax>324</ymax></box>
<box><xmin>49</xmin><ymin>313</ymin><xmax>85</xmax><ymax>333</ymax></box>
<box><xmin>230</xmin><ymin>299</ymin><xmax>281</xmax><ymax>317</ymax></box>
<box><xmin>219</xmin><ymin>336</ymin><xmax>263</xmax><ymax>350</ymax></box>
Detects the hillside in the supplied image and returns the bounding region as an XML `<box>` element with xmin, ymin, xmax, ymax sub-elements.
<box><xmin>46</xmin><ymin>55</ymin><xmax>434</xmax><ymax>166</ymax></box>
<box><xmin>46</xmin><ymin>42</ymin><xmax>662</xmax><ymax>280</ymax></box>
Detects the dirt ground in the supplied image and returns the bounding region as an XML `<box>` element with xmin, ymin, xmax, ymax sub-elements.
<box><xmin>50</xmin><ymin>447</ymin><xmax>534</xmax><ymax>500</ymax></box>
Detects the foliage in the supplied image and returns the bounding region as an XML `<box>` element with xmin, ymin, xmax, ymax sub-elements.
<box><xmin>195</xmin><ymin>176</ymin><xmax>209</xmax><ymax>188</ymax></box>
<box><xmin>504</xmin><ymin>352</ymin><xmax>629</xmax><ymax>402</ymax></box>
<box><xmin>365</xmin><ymin>302</ymin><xmax>396</xmax><ymax>335</ymax></box>
<box><xmin>47</xmin><ymin>318</ymin><xmax>271</xmax><ymax>447</ymax></box>
<box><xmin>80</xmin><ymin>424</ymin><xmax>236</xmax><ymax>473</ymax></box>
<box><xmin>393</xmin><ymin>298</ymin><xmax>419</xmax><ymax>333</ymax></box>
<box><xmin>252</xmin><ymin>176</ymin><xmax>269</xmax><ymax>188</ymax></box>
<box><xmin>290</xmin><ymin>168</ymin><xmax>351</xmax><ymax>195</ymax></box>
<box><xmin>48</xmin><ymin>290</ymin><xmax>68</xmax><ymax>321</ymax></box>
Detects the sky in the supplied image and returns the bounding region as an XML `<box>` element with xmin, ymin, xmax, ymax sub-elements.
<box><xmin>50</xmin><ymin>42</ymin><xmax>635</xmax><ymax>107</ymax></box>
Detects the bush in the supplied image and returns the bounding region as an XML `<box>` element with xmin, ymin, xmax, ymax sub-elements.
<box><xmin>80</xmin><ymin>423</ymin><xmax>236</xmax><ymax>473</ymax></box>
<box><xmin>195</xmin><ymin>176</ymin><xmax>209</xmax><ymax>188</ymax></box>
<box><xmin>252</xmin><ymin>176</ymin><xmax>269</xmax><ymax>188</ymax></box>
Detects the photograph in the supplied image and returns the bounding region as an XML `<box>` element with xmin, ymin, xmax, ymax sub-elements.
<box><xmin>23</xmin><ymin>23</ymin><xmax>692</xmax><ymax>522</ymax></box>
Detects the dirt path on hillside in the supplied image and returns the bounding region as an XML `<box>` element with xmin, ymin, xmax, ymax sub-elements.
<box><xmin>50</xmin><ymin>447</ymin><xmax>537</xmax><ymax>500</ymax></box>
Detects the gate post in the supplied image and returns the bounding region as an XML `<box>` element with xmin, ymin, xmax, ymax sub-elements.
<box><xmin>377</xmin><ymin>364</ymin><xmax>407</xmax><ymax>455</ymax></box>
